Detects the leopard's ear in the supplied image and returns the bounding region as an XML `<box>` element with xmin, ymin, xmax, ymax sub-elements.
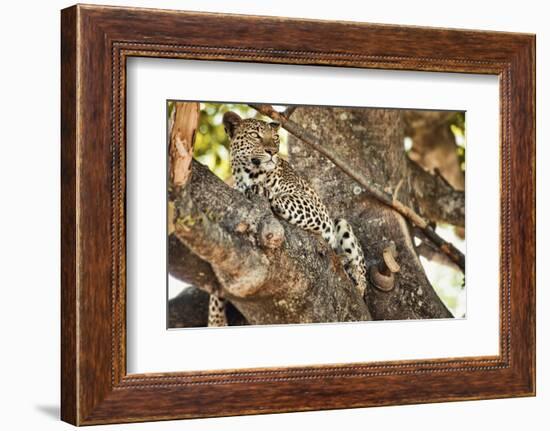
<box><xmin>269</xmin><ymin>121</ymin><xmax>281</xmax><ymax>131</ymax></box>
<box><xmin>223</xmin><ymin>111</ymin><xmax>242</xmax><ymax>139</ymax></box>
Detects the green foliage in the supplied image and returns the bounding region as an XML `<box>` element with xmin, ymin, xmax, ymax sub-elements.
<box><xmin>193</xmin><ymin>103</ymin><xmax>256</xmax><ymax>180</ymax></box>
<box><xmin>449</xmin><ymin>112</ymin><xmax>466</xmax><ymax>172</ymax></box>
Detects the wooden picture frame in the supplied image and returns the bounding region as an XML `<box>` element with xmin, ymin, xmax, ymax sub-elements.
<box><xmin>61</xmin><ymin>4</ymin><xmax>535</xmax><ymax>425</ymax></box>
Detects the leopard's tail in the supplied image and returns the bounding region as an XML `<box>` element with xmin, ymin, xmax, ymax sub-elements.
<box><xmin>208</xmin><ymin>294</ymin><xmax>228</xmax><ymax>327</ymax></box>
<box><xmin>333</xmin><ymin>218</ymin><xmax>367</xmax><ymax>297</ymax></box>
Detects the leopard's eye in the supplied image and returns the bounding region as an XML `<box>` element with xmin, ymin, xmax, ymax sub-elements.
<box><xmin>250</xmin><ymin>132</ymin><xmax>261</xmax><ymax>139</ymax></box>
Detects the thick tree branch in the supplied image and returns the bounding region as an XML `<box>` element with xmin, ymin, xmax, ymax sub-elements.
<box><xmin>173</xmin><ymin>181</ymin><xmax>270</xmax><ymax>298</ymax></box>
<box><xmin>249</xmin><ymin>103</ymin><xmax>465</xmax><ymax>272</ymax></box>
<box><xmin>409</xmin><ymin>159</ymin><xmax>465</xmax><ymax>227</ymax></box>
<box><xmin>168</xmin><ymin>234</ymin><xmax>223</xmax><ymax>296</ymax></box>
<box><xmin>171</xmin><ymin>160</ymin><xmax>372</xmax><ymax>324</ymax></box>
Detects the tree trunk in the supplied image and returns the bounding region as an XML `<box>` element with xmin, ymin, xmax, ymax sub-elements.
<box><xmin>288</xmin><ymin>107</ymin><xmax>453</xmax><ymax>319</ymax></box>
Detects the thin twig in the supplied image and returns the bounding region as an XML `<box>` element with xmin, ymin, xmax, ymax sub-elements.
<box><xmin>250</xmin><ymin>103</ymin><xmax>465</xmax><ymax>272</ymax></box>
<box><xmin>283</xmin><ymin>106</ymin><xmax>297</xmax><ymax>118</ymax></box>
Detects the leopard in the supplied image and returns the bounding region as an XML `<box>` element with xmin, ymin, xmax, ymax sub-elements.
<box><xmin>206</xmin><ymin>111</ymin><xmax>367</xmax><ymax>327</ymax></box>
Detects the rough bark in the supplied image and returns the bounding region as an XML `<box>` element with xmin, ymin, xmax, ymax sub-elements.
<box><xmin>288</xmin><ymin>107</ymin><xmax>453</xmax><ymax>319</ymax></box>
<box><xmin>409</xmin><ymin>160</ymin><xmax>465</xmax><ymax>227</ymax></box>
<box><xmin>168</xmin><ymin>234</ymin><xmax>223</xmax><ymax>296</ymax></box>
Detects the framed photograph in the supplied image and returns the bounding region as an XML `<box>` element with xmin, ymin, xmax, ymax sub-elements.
<box><xmin>61</xmin><ymin>4</ymin><xmax>535</xmax><ymax>425</ymax></box>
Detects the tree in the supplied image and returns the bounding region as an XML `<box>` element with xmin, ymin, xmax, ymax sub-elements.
<box><xmin>168</xmin><ymin>102</ymin><xmax>465</xmax><ymax>326</ymax></box>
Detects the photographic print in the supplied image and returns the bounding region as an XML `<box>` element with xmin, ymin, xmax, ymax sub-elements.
<box><xmin>167</xmin><ymin>102</ymin><xmax>465</xmax><ymax>328</ymax></box>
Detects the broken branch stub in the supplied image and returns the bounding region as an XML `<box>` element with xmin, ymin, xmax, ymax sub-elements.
<box><xmin>370</xmin><ymin>242</ymin><xmax>400</xmax><ymax>292</ymax></box>
<box><xmin>169</xmin><ymin>102</ymin><xmax>200</xmax><ymax>188</ymax></box>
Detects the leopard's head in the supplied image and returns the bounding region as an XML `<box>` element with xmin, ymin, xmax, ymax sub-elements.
<box><xmin>223</xmin><ymin>111</ymin><xmax>281</xmax><ymax>172</ymax></box>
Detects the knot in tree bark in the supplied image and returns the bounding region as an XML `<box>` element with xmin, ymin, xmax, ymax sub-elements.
<box><xmin>258</xmin><ymin>215</ymin><xmax>285</xmax><ymax>249</ymax></box>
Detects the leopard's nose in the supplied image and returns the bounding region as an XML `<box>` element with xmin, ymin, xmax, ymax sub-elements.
<box><xmin>251</xmin><ymin>158</ymin><xmax>261</xmax><ymax>166</ymax></box>
<box><xmin>265</xmin><ymin>148</ymin><xmax>277</xmax><ymax>156</ymax></box>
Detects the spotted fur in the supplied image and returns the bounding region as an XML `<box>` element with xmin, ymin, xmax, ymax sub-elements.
<box><xmin>223</xmin><ymin>111</ymin><xmax>367</xmax><ymax>299</ymax></box>
<box><xmin>207</xmin><ymin>294</ymin><xmax>227</xmax><ymax>327</ymax></box>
